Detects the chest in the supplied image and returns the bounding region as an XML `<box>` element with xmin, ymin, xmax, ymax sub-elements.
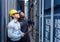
<box><xmin>13</xmin><ymin>22</ymin><xmax>20</xmax><ymax>30</ymax></box>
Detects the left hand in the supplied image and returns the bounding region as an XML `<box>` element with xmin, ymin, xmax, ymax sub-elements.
<box><xmin>21</xmin><ymin>33</ymin><xmax>25</xmax><ymax>37</ymax></box>
<box><xmin>28</xmin><ymin>27</ymin><xmax>32</xmax><ymax>32</ymax></box>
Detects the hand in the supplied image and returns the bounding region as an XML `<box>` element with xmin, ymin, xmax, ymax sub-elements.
<box><xmin>28</xmin><ymin>26</ymin><xmax>32</xmax><ymax>32</ymax></box>
<box><xmin>21</xmin><ymin>33</ymin><xmax>25</xmax><ymax>37</ymax></box>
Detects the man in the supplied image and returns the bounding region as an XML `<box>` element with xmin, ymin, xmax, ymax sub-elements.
<box><xmin>8</xmin><ymin>9</ymin><xmax>25</xmax><ymax>42</ymax></box>
<box><xmin>18</xmin><ymin>10</ymin><xmax>34</xmax><ymax>42</ymax></box>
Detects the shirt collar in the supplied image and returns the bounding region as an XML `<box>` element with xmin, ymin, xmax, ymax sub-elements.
<box><xmin>13</xmin><ymin>19</ymin><xmax>18</xmax><ymax>23</ymax></box>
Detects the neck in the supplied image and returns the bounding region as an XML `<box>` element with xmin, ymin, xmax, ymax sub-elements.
<box><xmin>14</xmin><ymin>18</ymin><xmax>18</xmax><ymax>20</ymax></box>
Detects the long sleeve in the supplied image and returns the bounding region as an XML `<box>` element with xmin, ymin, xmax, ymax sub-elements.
<box><xmin>8</xmin><ymin>26</ymin><xmax>20</xmax><ymax>39</ymax></box>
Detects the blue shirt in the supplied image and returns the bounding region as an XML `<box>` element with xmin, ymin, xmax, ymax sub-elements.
<box><xmin>8</xmin><ymin>19</ymin><xmax>24</xmax><ymax>41</ymax></box>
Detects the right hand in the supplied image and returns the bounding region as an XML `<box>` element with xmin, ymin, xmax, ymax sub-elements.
<box><xmin>20</xmin><ymin>33</ymin><xmax>25</xmax><ymax>37</ymax></box>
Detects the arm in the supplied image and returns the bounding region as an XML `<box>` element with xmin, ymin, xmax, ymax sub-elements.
<box><xmin>28</xmin><ymin>20</ymin><xmax>34</xmax><ymax>32</ymax></box>
<box><xmin>8</xmin><ymin>26</ymin><xmax>20</xmax><ymax>39</ymax></box>
<box><xmin>28</xmin><ymin>20</ymin><xmax>34</xmax><ymax>26</ymax></box>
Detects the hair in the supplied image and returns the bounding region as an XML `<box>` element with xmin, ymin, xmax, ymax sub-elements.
<box><xmin>11</xmin><ymin>17</ymin><xmax>14</xmax><ymax>19</ymax></box>
<box><xmin>11</xmin><ymin>14</ymin><xmax>15</xmax><ymax>19</ymax></box>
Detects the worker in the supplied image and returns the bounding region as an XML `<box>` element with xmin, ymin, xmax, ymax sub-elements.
<box><xmin>18</xmin><ymin>10</ymin><xmax>34</xmax><ymax>42</ymax></box>
<box><xmin>8</xmin><ymin>9</ymin><xmax>25</xmax><ymax>42</ymax></box>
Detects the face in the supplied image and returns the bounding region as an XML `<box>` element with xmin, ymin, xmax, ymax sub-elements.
<box><xmin>20</xmin><ymin>12</ymin><xmax>25</xmax><ymax>17</ymax></box>
<box><xmin>13</xmin><ymin>13</ymin><xmax>20</xmax><ymax>18</ymax></box>
<box><xmin>19</xmin><ymin>12</ymin><xmax>25</xmax><ymax>20</ymax></box>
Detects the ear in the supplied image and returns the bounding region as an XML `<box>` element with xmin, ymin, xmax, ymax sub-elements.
<box><xmin>12</xmin><ymin>15</ymin><xmax>15</xmax><ymax>17</ymax></box>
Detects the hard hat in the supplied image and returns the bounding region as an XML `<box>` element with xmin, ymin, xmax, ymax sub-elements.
<box><xmin>17</xmin><ymin>10</ymin><xmax>25</xmax><ymax>18</ymax></box>
<box><xmin>17</xmin><ymin>10</ymin><xmax>22</xmax><ymax>13</ymax></box>
<box><xmin>9</xmin><ymin>9</ymin><xmax>18</xmax><ymax>17</ymax></box>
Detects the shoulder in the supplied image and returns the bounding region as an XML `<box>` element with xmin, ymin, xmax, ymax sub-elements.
<box><xmin>8</xmin><ymin>20</ymin><xmax>14</xmax><ymax>27</ymax></box>
<box><xmin>24</xmin><ymin>18</ymin><xmax>28</xmax><ymax>22</ymax></box>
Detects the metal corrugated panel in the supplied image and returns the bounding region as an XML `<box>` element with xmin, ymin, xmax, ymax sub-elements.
<box><xmin>1</xmin><ymin>0</ymin><xmax>17</xmax><ymax>42</ymax></box>
<box><xmin>0</xmin><ymin>0</ymin><xmax>2</xmax><ymax>42</ymax></box>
